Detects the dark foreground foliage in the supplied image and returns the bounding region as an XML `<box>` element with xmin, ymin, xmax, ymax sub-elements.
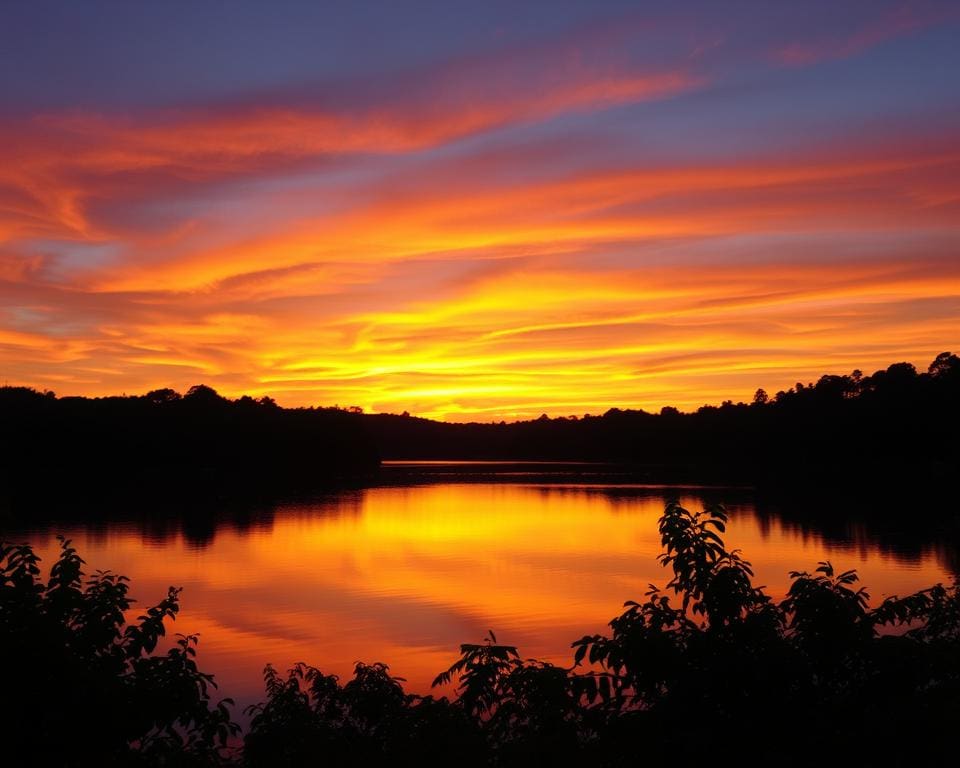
<box><xmin>3</xmin><ymin>500</ymin><xmax>960</xmax><ymax>766</ymax></box>
<box><xmin>0</xmin><ymin>537</ymin><xmax>239</xmax><ymax>766</ymax></box>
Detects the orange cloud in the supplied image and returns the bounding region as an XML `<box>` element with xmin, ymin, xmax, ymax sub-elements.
<box><xmin>2</xmin><ymin>51</ymin><xmax>958</xmax><ymax>420</ymax></box>
<box><xmin>87</xmin><ymin>137</ymin><xmax>960</xmax><ymax>293</ymax></box>
<box><xmin>0</xmin><ymin>62</ymin><xmax>699</xmax><ymax>247</ymax></box>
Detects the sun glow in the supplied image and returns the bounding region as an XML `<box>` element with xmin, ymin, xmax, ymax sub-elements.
<box><xmin>1</xmin><ymin>6</ymin><xmax>958</xmax><ymax>420</ymax></box>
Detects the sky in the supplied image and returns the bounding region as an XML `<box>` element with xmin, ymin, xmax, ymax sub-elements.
<box><xmin>1</xmin><ymin>0</ymin><xmax>958</xmax><ymax>421</ymax></box>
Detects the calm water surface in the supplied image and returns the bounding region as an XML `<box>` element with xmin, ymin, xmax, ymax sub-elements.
<box><xmin>8</xmin><ymin>463</ymin><xmax>954</xmax><ymax>713</ymax></box>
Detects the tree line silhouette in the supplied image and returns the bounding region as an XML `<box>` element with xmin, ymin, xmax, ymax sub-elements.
<box><xmin>2</xmin><ymin>499</ymin><xmax>958</xmax><ymax>766</ymax></box>
<box><xmin>2</xmin><ymin>351</ymin><xmax>957</xmax><ymax>512</ymax></box>
<box><xmin>365</xmin><ymin>352</ymin><xmax>960</xmax><ymax>489</ymax></box>
<box><xmin>0</xmin><ymin>352</ymin><xmax>960</xmax><ymax>480</ymax></box>
<box><xmin>0</xmin><ymin>384</ymin><xmax>379</xmax><ymax>506</ymax></box>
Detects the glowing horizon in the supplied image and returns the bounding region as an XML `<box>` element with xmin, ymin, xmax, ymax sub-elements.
<box><xmin>2</xmin><ymin>2</ymin><xmax>959</xmax><ymax>421</ymax></box>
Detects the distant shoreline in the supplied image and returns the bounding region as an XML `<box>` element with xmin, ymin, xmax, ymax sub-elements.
<box><xmin>2</xmin><ymin>352</ymin><xmax>957</xmax><ymax>512</ymax></box>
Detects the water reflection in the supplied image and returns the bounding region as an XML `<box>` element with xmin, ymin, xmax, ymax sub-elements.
<box><xmin>3</xmin><ymin>474</ymin><xmax>955</xmax><ymax>717</ymax></box>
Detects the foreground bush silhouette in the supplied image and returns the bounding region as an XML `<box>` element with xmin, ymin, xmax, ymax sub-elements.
<box><xmin>5</xmin><ymin>501</ymin><xmax>960</xmax><ymax>766</ymax></box>
<box><xmin>245</xmin><ymin>501</ymin><xmax>960</xmax><ymax>766</ymax></box>
<box><xmin>566</xmin><ymin>502</ymin><xmax>960</xmax><ymax>763</ymax></box>
<box><xmin>0</xmin><ymin>538</ymin><xmax>238</xmax><ymax>766</ymax></box>
<box><xmin>242</xmin><ymin>661</ymin><xmax>485</xmax><ymax>767</ymax></box>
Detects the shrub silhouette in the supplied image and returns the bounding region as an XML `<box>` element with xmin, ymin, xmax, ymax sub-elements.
<box><xmin>4</xmin><ymin>500</ymin><xmax>960</xmax><ymax>766</ymax></box>
<box><xmin>568</xmin><ymin>501</ymin><xmax>960</xmax><ymax>763</ymax></box>
<box><xmin>0</xmin><ymin>537</ymin><xmax>238</xmax><ymax>766</ymax></box>
<box><xmin>243</xmin><ymin>661</ymin><xmax>484</xmax><ymax>767</ymax></box>
<box><xmin>246</xmin><ymin>500</ymin><xmax>960</xmax><ymax>765</ymax></box>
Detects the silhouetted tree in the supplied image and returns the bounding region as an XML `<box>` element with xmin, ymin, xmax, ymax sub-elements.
<box><xmin>0</xmin><ymin>381</ymin><xmax>379</xmax><ymax>509</ymax></box>
<box><xmin>4</xmin><ymin>352</ymin><xmax>958</xmax><ymax>501</ymax></box>
<box><xmin>145</xmin><ymin>387</ymin><xmax>182</xmax><ymax>404</ymax></box>
<box><xmin>5</xmin><ymin>499</ymin><xmax>960</xmax><ymax>766</ymax></box>
<box><xmin>929</xmin><ymin>351</ymin><xmax>960</xmax><ymax>380</ymax></box>
<box><xmin>244</xmin><ymin>499</ymin><xmax>960</xmax><ymax>765</ymax></box>
<box><xmin>185</xmin><ymin>384</ymin><xmax>226</xmax><ymax>405</ymax></box>
<box><xmin>0</xmin><ymin>537</ymin><xmax>238</xmax><ymax>765</ymax></box>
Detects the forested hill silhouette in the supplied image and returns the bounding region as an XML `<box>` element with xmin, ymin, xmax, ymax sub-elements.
<box><xmin>2</xmin><ymin>352</ymin><xmax>958</xmax><ymax>500</ymax></box>
<box><xmin>365</xmin><ymin>352</ymin><xmax>960</xmax><ymax>487</ymax></box>
<box><xmin>0</xmin><ymin>384</ymin><xmax>379</xmax><ymax>502</ymax></box>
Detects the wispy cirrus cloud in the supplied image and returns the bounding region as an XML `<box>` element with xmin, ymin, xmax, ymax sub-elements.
<box><xmin>774</xmin><ymin>0</ymin><xmax>959</xmax><ymax>66</ymax></box>
<box><xmin>2</xmin><ymin>3</ymin><xmax>959</xmax><ymax>419</ymax></box>
<box><xmin>0</xmin><ymin>27</ymin><xmax>702</xmax><ymax>248</ymax></box>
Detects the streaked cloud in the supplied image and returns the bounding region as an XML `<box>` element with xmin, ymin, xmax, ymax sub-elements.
<box><xmin>774</xmin><ymin>0</ymin><xmax>959</xmax><ymax>66</ymax></box>
<box><xmin>1</xmin><ymin>1</ymin><xmax>959</xmax><ymax>420</ymax></box>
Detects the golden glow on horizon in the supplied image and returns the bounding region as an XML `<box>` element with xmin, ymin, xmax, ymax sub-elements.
<box><xmin>1</xmin><ymin>60</ymin><xmax>959</xmax><ymax>419</ymax></box>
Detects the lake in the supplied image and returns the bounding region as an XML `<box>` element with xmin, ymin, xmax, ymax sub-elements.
<box><xmin>5</xmin><ymin>462</ymin><xmax>954</xmax><ymax>716</ymax></box>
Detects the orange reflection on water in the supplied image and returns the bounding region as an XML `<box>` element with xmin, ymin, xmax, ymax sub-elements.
<box><xmin>22</xmin><ymin>484</ymin><xmax>953</xmax><ymax>710</ymax></box>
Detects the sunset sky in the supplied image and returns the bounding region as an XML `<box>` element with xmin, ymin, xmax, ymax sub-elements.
<box><xmin>2</xmin><ymin>1</ymin><xmax>959</xmax><ymax>421</ymax></box>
